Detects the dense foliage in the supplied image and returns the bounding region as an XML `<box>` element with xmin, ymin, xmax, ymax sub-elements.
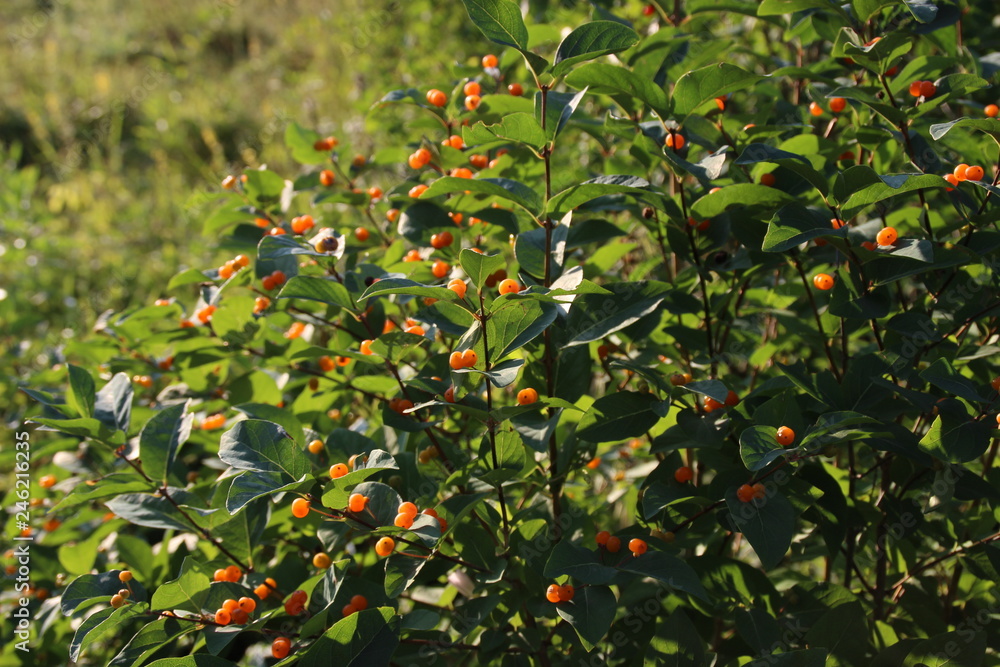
<box><xmin>3</xmin><ymin>0</ymin><xmax>1000</xmax><ymax>665</ymax></box>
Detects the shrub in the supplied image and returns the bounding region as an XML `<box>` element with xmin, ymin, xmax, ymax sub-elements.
<box><xmin>8</xmin><ymin>0</ymin><xmax>1000</xmax><ymax>665</ymax></box>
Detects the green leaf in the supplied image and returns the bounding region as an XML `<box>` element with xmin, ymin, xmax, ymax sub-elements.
<box><xmin>619</xmin><ymin>551</ymin><xmax>710</xmax><ymax>601</ymax></box>
<box><xmin>919</xmin><ymin>358</ymin><xmax>991</xmax><ymax>404</ymax></box>
<box><xmin>565</xmin><ymin>62</ymin><xmax>669</xmax><ymax>115</ymax></box>
<box><xmin>645</xmin><ymin>609</ymin><xmax>707</xmax><ymax>667</ymax></box>
<box><xmin>109</xmin><ymin>617</ymin><xmax>193</xmax><ymax>667</ymax></box>
<box><xmin>763</xmin><ymin>203</ymin><xmax>843</xmax><ymax>252</ymax></box>
<box><xmin>487</xmin><ymin>299</ymin><xmax>558</xmax><ymax>359</ymax></box>
<box><xmin>218</xmin><ymin>419</ymin><xmax>311</xmax><ymax>481</ymax></box>
<box><xmin>243</xmin><ymin>169</ymin><xmax>286</xmax><ymax>205</ymax></box>
<box><xmin>758</xmin><ymin>0</ymin><xmax>846</xmax><ymax>15</ymax></box>
<box><xmin>577</xmin><ymin>391</ymin><xmax>663</xmax><ymax>442</ymax></box>
<box><xmin>66</xmin><ymin>364</ymin><xmax>95</xmax><ymax>418</ymax></box>
<box><xmin>284</xmin><ymin>122</ymin><xmax>326</xmax><ymax>165</ymax></box>
<box><xmin>140</xmin><ymin>401</ymin><xmax>193</xmax><ymax>485</ymax></box>
<box><xmin>479</xmin><ymin>428</ymin><xmax>528</xmax><ymax>484</ymax></box>
<box><xmin>297</xmin><ymin>607</ymin><xmax>400</xmax><ymax>667</ymax></box>
<box><xmin>29</xmin><ymin>416</ymin><xmax>123</xmax><ymax>443</ymax></box>
<box><xmin>902</xmin><ymin>631</ymin><xmax>987</xmax><ymax>667</ymax></box>
<box><xmin>918</xmin><ymin>414</ymin><xmax>992</xmax><ymax>463</ymax></box>
<box><xmin>547</xmin><ymin>175</ymin><xmax>650</xmax><ymax>218</ymax></box>
<box><xmin>929</xmin><ymin>117</ymin><xmax>1000</xmax><ymax>149</ymax></box>
<box><xmin>690</xmin><ymin>183</ymin><xmax>795</xmax><ymax>219</ymax></box>
<box><xmin>147</xmin><ymin>657</ymin><xmax>239</xmax><ymax>667</ymax></box>
<box><xmin>94</xmin><ymin>372</ymin><xmax>133</xmax><ymax>433</ymax></box>
<box><xmin>420</xmin><ymin>176</ymin><xmax>542</xmax><ymax>215</ymax></box>
<box><xmin>149</xmin><ymin>557</ymin><xmax>212</xmax><ymax>613</ymax></box>
<box><xmin>543</xmin><ymin>540</ymin><xmax>619</xmax><ymax>584</ymax></box>
<box><xmin>71</xmin><ymin>602</ymin><xmax>150</xmax><ymax>662</ymax></box>
<box><xmin>62</xmin><ymin>570</ymin><xmax>147</xmax><ymax>616</ymax></box>
<box><xmin>232</xmin><ymin>403</ymin><xmax>305</xmax><ymax>447</ymax></box>
<box><xmin>563</xmin><ymin>281</ymin><xmax>670</xmax><ymax>347</ymax></box>
<box><xmin>456</xmin><ymin>357</ymin><xmax>524</xmax><ymax>388</ymax></box>
<box><xmin>672</xmin><ymin>63</ymin><xmax>763</xmax><ymax>117</ymax></box>
<box><xmin>459</xmin><ymin>248</ymin><xmax>507</xmax><ymax>290</ymax></box>
<box><xmin>464</xmin><ymin>114</ymin><xmax>548</xmax><ymax>152</ymax></box>
<box><xmin>278</xmin><ymin>276</ymin><xmax>357</xmax><ymax>312</ymax></box>
<box><xmin>835</xmin><ymin>168</ymin><xmax>948</xmax><ymax>219</ymax></box>
<box><xmin>682</xmin><ymin>379</ymin><xmax>732</xmax><ymax>404</ymax></box>
<box><xmin>556</xmin><ymin>585</ymin><xmax>617</xmax><ymax>651</ymax></box>
<box><xmin>259</xmin><ymin>233</ymin><xmax>340</xmax><ymax>261</ymax></box>
<box><xmin>749</xmin><ymin>650</ymin><xmax>830</xmax><ymax>667</ymax></box>
<box><xmin>803</xmin><ymin>601</ymin><xmax>871</xmax><ymax>667</ymax></box>
<box><xmin>740</xmin><ymin>425</ymin><xmax>788</xmax><ymax>471</ymax></box>
<box><xmin>735</xmin><ymin>144</ymin><xmax>829</xmax><ymax>197</ymax></box>
<box><xmin>106</xmin><ymin>492</ymin><xmax>198</xmax><ymax>531</ymax></box>
<box><xmin>725</xmin><ymin>487</ymin><xmax>796</xmax><ymax>570</ymax></box>
<box><xmin>360</xmin><ymin>278</ymin><xmax>464</xmax><ymax>305</ymax></box>
<box><xmin>52</xmin><ymin>473</ymin><xmax>154</xmax><ymax>511</ymax></box>
<box><xmin>552</xmin><ymin>21</ymin><xmax>640</xmax><ymax>77</ymax></box>
<box><xmin>459</xmin><ymin>0</ymin><xmax>528</xmax><ymax>49</ymax></box>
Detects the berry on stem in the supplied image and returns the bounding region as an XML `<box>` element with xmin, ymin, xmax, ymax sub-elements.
<box><xmin>517</xmin><ymin>388</ymin><xmax>538</xmax><ymax>405</ymax></box>
<box><xmin>291</xmin><ymin>498</ymin><xmax>310</xmax><ymax>518</ymax></box>
<box><xmin>776</xmin><ymin>426</ymin><xmax>795</xmax><ymax>447</ymax></box>
<box><xmin>375</xmin><ymin>537</ymin><xmax>395</xmax><ymax>557</ymax></box>
<box><xmin>813</xmin><ymin>273</ymin><xmax>835</xmax><ymax>290</ymax></box>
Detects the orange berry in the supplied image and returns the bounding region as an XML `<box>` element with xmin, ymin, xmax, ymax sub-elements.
<box><xmin>725</xmin><ymin>390</ymin><xmax>740</xmax><ymax>407</ymax></box>
<box><xmin>330</xmin><ymin>463</ymin><xmax>349</xmax><ymax>479</ymax></box>
<box><xmin>986</xmin><ymin>104</ymin><xmax>999</xmax><ymax>118</ymax></box>
<box><xmin>665</xmin><ymin>132</ymin><xmax>685</xmax><ymax>150</ymax></box>
<box><xmin>430</xmin><ymin>231</ymin><xmax>453</xmax><ymax>249</ymax></box>
<box><xmin>224</xmin><ymin>565</ymin><xmax>242</xmax><ymax>583</ymax></box>
<box><xmin>118</xmin><ymin>570</ymin><xmax>133</xmax><ymax>583</ymax></box>
<box><xmin>271</xmin><ymin>270</ymin><xmax>286</xmax><ymax>286</ymax></box>
<box><xmin>318</xmin><ymin>356</ymin><xmax>336</xmax><ymax>372</ymax></box>
<box><xmin>876</xmin><ymin>227</ymin><xmax>898</xmax><ymax>246</ymax></box>
<box><xmin>461</xmin><ymin>349</ymin><xmax>478</xmax><ymax>368</ymax></box>
<box><xmin>737</xmin><ymin>483</ymin><xmax>755</xmax><ymax>502</ymax></box>
<box><xmin>222</xmin><ymin>598</ymin><xmax>239</xmax><ymax>613</ymax></box>
<box><xmin>628</xmin><ymin>538</ymin><xmax>648</xmax><ymax>556</ymax></box>
<box><xmin>464</xmin><ymin>81</ymin><xmax>481</xmax><ymax>96</ymax></box>
<box><xmin>360</xmin><ymin>340</ymin><xmax>374</xmax><ymax>355</ymax></box>
<box><xmin>319</xmin><ymin>169</ymin><xmax>335</xmax><ymax>186</ymax></box>
<box><xmin>808</xmin><ymin>101</ymin><xmax>823</xmax><ymax>116</ymax></box>
<box><xmin>214</xmin><ymin>569</ymin><xmax>227</xmax><ymax>583</ymax></box>
<box><xmin>596</xmin><ymin>530</ymin><xmax>611</xmax><ymax>546</ymax></box>
<box><xmin>558</xmin><ymin>584</ymin><xmax>575</xmax><ymax>601</ymax></box>
<box><xmin>813</xmin><ymin>273</ymin><xmax>835</xmax><ymax>290</ymax></box>
<box><xmin>482</xmin><ymin>54</ymin><xmax>498</xmax><ymax>68</ymax></box>
<box><xmin>966</xmin><ymin>165</ymin><xmax>985</xmax><ymax>181</ymax></box>
<box><xmin>776</xmin><ymin>426</ymin><xmax>795</xmax><ymax>447</ymax></box>
<box><xmin>352</xmin><ymin>226</ymin><xmax>370</xmax><ymax>242</ymax></box>
<box><xmin>444</xmin><ymin>135</ymin><xmax>465</xmax><ymax>150</ymax></box>
<box><xmin>752</xmin><ymin>483</ymin><xmax>766</xmax><ymax>499</ymax></box>
<box><xmin>409</xmin><ymin>184</ymin><xmax>429</xmax><ymax>198</ymax></box>
<box><xmin>606</xmin><ymin>536</ymin><xmax>621</xmax><ymax>553</ymax></box>
<box><xmin>351</xmin><ymin>594</ymin><xmax>368</xmax><ymax>611</ymax></box>
<box><xmin>704</xmin><ymin>396</ymin><xmax>724</xmax><ymax>412</ymax></box>
<box><xmin>39</xmin><ymin>474</ymin><xmax>57</xmax><ymax>489</ymax></box>
<box><xmin>449</xmin><ymin>351</ymin><xmax>465</xmax><ymax>370</ymax></box>
<box><xmin>218</xmin><ymin>263</ymin><xmax>234</xmax><ymax>280</ymax></box>
<box><xmin>760</xmin><ymin>173</ymin><xmax>776</xmax><ymax>187</ymax></box>
<box><xmin>507</xmin><ymin>83</ymin><xmax>523</xmax><ymax>96</ymax></box>
<box><xmin>469</xmin><ymin>154</ymin><xmax>488</xmax><ymax>169</ymax></box>
<box><xmin>238</xmin><ymin>597</ymin><xmax>256</xmax><ymax>613</ymax></box>
<box><xmin>394</xmin><ymin>512</ymin><xmax>414</xmax><ymax>529</ymax></box>
<box><xmin>201</xmin><ymin>414</ymin><xmax>226</xmax><ymax>430</ymax></box>
<box><xmin>465</xmin><ymin>95</ymin><xmax>481</xmax><ymax>111</ymax></box>
<box><xmin>586</xmin><ymin>456</ymin><xmax>601</xmax><ymax>469</ymax></box>
<box><xmin>919</xmin><ymin>80</ymin><xmax>936</xmax><ymax>98</ymax></box>
<box><xmin>715</xmin><ymin>96</ymin><xmax>726</xmax><ymax>111</ymax></box>
<box><xmin>861</xmin><ymin>241</ymin><xmax>877</xmax><ymax>251</ymax></box>
<box><xmin>498</xmin><ymin>278</ymin><xmax>520</xmax><ymax>295</ymax></box>
<box><xmin>197</xmin><ymin>305</ymin><xmax>216</xmax><ymax>324</ymax></box>
<box><xmin>375</xmin><ymin>537</ymin><xmax>395</xmax><ymax>557</ymax></box>
<box><xmin>909</xmin><ymin>81</ymin><xmax>923</xmax><ymax>97</ymax></box>
<box><xmin>829</xmin><ymin>97</ymin><xmax>847</xmax><ymax>113</ymax></box>
<box><xmin>431</xmin><ymin>260</ymin><xmax>450</xmax><ymax>279</ymax></box>
<box><xmin>674</xmin><ymin>466</ymin><xmax>693</xmax><ymax>483</ymax></box>
<box><xmin>405</xmin><ymin>325</ymin><xmax>425</xmax><ymax>336</ymax></box>
<box><xmin>397</xmin><ymin>501</ymin><xmax>418</xmax><ymax>517</ymax></box>
<box><xmin>342</xmin><ymin>603</ymin><xmax>358</xmax><ymax>616</ymax></box>
<box><xmin>214</xmin><ymin>609</ymin><xmax>231</xmax><ymax>625</ymax></box>
<box><xmin>231</xmin><ymin>608</ymin><xmax>249</xmax><ymax>624</ymax></box>
<box><xmin>367</xmin><ymin>186</ymin><xmax>383</xmax><ymax>201</ymax></box>
<box><xmin>546</xmin><ymin>584</ymin><xmax>561</xmax><ymax>603</ymax></box>
<box><xmin>422</xmin><ymin>508</ymin><xmax>439</xmax><ymax>519</ymax></box>
<box><xmin>271</xmin><ymin>638</ymin><xmax>291</xmax><ymax>659</ymax></box>
<box><xmin>285</xmin><ymin>321</ymin><xmax>306</xmax><ymax>340</ymax></box>
<box><xmin>517</xmin><ymin>388</ymin><xmax>539</xmax><ymax>405</ymax></box>
<box><xmin>944</xmin><ymin>173</ymin><xmax>959</xmax><ymax>191</ymax></box>
<box><xmin>291</xmin><ymin>215</ymin><xmax>315</xmax><ymax>234</ymax></box>
<box><xmin>312</xmin><ymin>553</ymin><xmax>332</xmax><ymax>569</ymax></box>
<box><xmin>426</xmin><ymin>89</ymin><xmax>447</xmax><ymax>107</ymax></box>
<box><xmin>447</xmin><ymin>279</ymin><xmax>467</xmax><ymax>299</ymax></box>
<box><xmin>348</xmin><ymin>493</ymin><xmax>368</xmax><ymax>513</ymax></box>
<box><xmin>444</xmin><ymin>386</ymin><xmax>456</xmax><ymax>403</ymax></box>
<box><xmin>308</xmin><ymin>439</ymin><xmax>324</xmax><ymax>454</ymax></box>
<box><xmin>954</xmin><ymin>163</ymin><xmax>970</xmax><ymax>181</ymax></box>
<box><xmin>291</xmin><ymin>498</ymin><xmax>310</xmax><ymax>518</ymax></box>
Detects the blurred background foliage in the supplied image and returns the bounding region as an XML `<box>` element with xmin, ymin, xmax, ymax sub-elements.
<box><xmin>0</xmin><ymin>0</ymin><xmax>488</xmax><ymax>423</ymax></box>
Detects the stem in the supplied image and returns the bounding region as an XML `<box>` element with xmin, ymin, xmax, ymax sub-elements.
<box><xmin>478</xmin><ymin>290</ymin><xmax>510</xmax><ymax>551</ymax></box>
<box><xmin>791</xmin><ymin>255</ymin><xmax>843</xmax><ymax>382</ymax></box>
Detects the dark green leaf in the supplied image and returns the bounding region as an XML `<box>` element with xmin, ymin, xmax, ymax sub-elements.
<box><xmin>673</xmin><ymin>63</ymin><xmax>763</xmax><ymax>117</ymax></box>
<box><xmin>552</xmin><ymin>21</ymin><xmax>640</xmax><ymax>77</ymax></box>
<box><xmin>577</xmin><ymin>391</ymin><xmax>663</xmax><ymax>442</ymax></box>
<box><xmin>556</xmin><ymin>585</ymin><xmax>617</xmax><ymax>651</ymax></box>
<box><xmin>278</xmin><ymin>276</ymin><xmax>357</xmax><ymax>312</ymax></box>
<box><xmin>67</xmin><ymin>365</ymin><xmax>95</xmax><ymax>418</ymax></box>
<box><xmin>421</xmin><ymin>176</ymin><xmax>542</xmax><ymax>215</ymax></box>
<box><xmin>140</xmin><ymin>401</ymin><xmax>193</xmax><ymax>485</ymax></box>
